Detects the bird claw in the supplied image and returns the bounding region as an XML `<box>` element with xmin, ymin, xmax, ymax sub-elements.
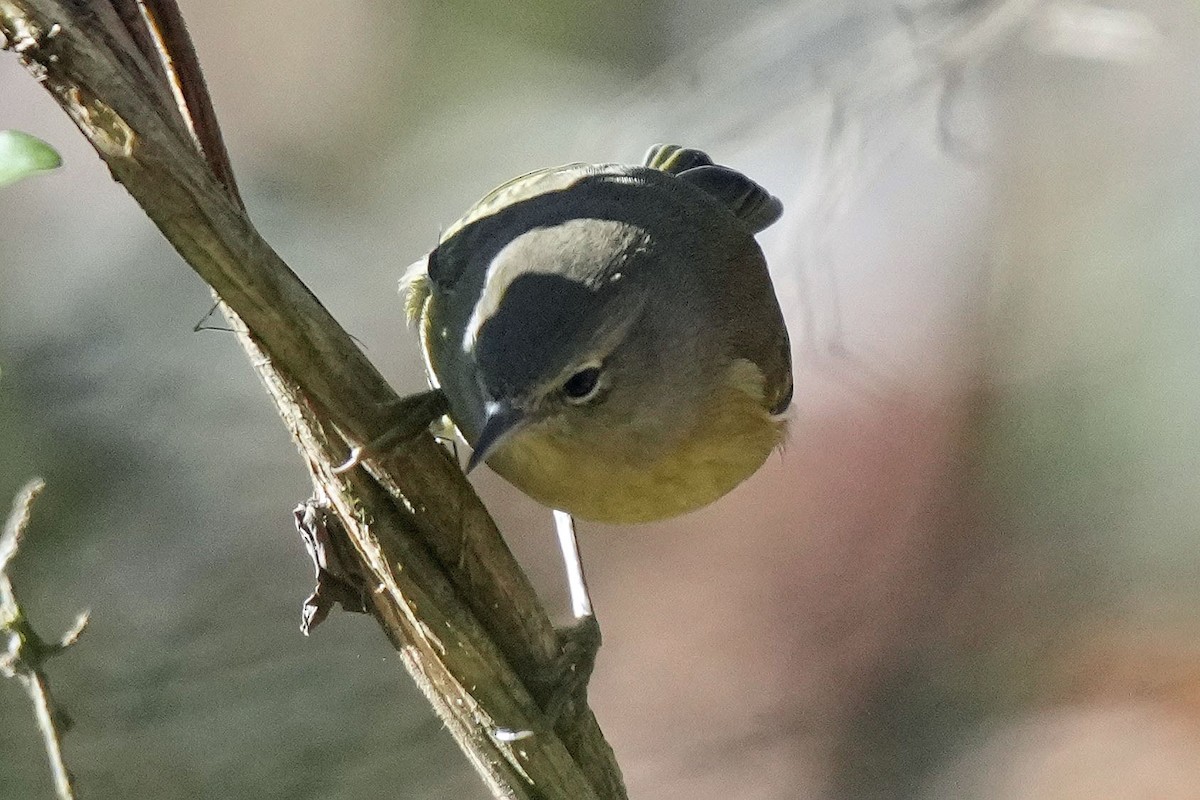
<box><xmin>332</xmin><ymin>445</ymin><xmax>366</xmax><ymax>474</ymax></box>
<box><xmin>333</xmin><ymin>389</ymin><xmax>449</xmax><ymax>473</ymax></box>
<box><xmin>532</xmin><ymin>615</ymin><xmax>602</xmax><ymax>724</ymax></box>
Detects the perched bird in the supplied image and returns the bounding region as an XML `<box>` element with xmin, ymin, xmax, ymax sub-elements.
<box><xmin>403</xmin><ymin>144</ymin><xmax>792</xmax><ymax>524</ymax></box>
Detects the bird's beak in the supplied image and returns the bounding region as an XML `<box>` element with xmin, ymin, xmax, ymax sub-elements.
<box><xmin>466</xmin><ymin>401</ymin><xmax>527</xmax><ymax>473</ymax></box>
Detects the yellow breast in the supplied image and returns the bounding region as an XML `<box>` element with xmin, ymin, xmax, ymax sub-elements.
<box><xmin>486</xmin><ymin>361</ymin><xmax>788</xmax><ymax>524</ymax></box>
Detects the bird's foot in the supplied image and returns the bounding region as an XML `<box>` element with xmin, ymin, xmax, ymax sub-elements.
<box><xmin>530</xmin><ymin>615</ymin><xmax>603</xmax><ymax>724</ymax></box>
<box><xmin>333</xmin><ymin>389</ymin><xmax>448</xmax><ymax>473</ymax></box>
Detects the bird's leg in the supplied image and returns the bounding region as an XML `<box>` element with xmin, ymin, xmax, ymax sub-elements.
<box><xmin>555</xmin><ymin>510</ymin><xmax>593</xmax><ymax>620</ymax></box>
<box><xmin>334</xmin><ymin>389</ymin><xmax>449</xmax><ymax>473</ymax></box>
<box><xmin>534</xmin><ymin>510</ymin><xmax>602</xmax><ymax>723</ymax></box>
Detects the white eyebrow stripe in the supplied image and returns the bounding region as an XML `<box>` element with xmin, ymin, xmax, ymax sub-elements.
<box><xmin>461</xmin><ymin>218</ymin><xmax>643</xmax><ymax>354</ymax></box>
<box><xmin>461</xmin><ymin>238</ymin><xmax>560</xmax><ymax>353</ymax></box>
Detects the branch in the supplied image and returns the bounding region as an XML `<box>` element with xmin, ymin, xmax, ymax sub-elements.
<box><xmin>0</xmin><ymin>2</ymin><xmax>625</xmax><ymax>798</ymax></box>
<box><xmin>1</xmin><ymin>479</ymin><xmax>90</xmax><ymax>800</ymax></box>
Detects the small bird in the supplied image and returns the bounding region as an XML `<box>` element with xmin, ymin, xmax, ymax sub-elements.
<box><xmin>403</xmin><ymin>144</ymin><xmax>792</xmax><ymax>524</ymax></box>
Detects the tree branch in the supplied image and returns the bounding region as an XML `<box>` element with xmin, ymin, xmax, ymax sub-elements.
<box><xmin>1</xmin><ymin>479</ymin><xmax>90</xmax><ymax>800</ymax></box>
<box><xmin>0</xmin><ymin>2</ymin><xmax>625</xmax><ymax>797</ymax></box>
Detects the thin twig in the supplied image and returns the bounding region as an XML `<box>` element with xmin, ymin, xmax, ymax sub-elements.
<box><xmin>1</xmin><ymin>479</ymin><xmax>90</xmax><ymax>800</ymax></box>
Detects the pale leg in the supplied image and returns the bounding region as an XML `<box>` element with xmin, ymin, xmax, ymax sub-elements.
<box><xmin>540</xmin><ymin>509</ymin><xmax>600</xmax><ymax>722</ymax></box>
<box><xmin>553</xmin><ymin>509</ymin><xmax>593</xmax><ymax>620</ymax></box>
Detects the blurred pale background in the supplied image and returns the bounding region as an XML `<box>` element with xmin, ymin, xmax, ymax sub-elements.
<box><xmin>3</xmin><ymin>1</ymin><xmax>1200</xmax><ymax>798</ymax></box>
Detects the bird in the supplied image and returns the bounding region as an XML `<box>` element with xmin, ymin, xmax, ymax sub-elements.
<box><xmin>403</xmin><ymin>144</ymin><xmax>792</xmax><ymax>525</ymax></box>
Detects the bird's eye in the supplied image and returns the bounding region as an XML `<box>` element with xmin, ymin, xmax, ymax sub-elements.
<box><xmin>562</xmin><ymin>366</ymin><xmax>603</xmax><ymax>403</ymax></box>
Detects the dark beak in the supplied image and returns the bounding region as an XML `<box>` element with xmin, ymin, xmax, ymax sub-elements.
<box><xmin>466</xmin><ymin>401</ymin><xmax>527</xmax><ymax>473</ymax></box>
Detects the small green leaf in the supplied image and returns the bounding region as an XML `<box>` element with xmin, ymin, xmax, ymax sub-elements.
<box><xmin>0</xmin><ymin>130</ymin><xmax>63</xmax><ymax>188</ymax></box>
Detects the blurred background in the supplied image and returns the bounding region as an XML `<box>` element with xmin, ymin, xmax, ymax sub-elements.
<box><xmin>3</xmin><ymin>0</ymin><xmax>1200</xmax><ymax>797</ymax></box>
